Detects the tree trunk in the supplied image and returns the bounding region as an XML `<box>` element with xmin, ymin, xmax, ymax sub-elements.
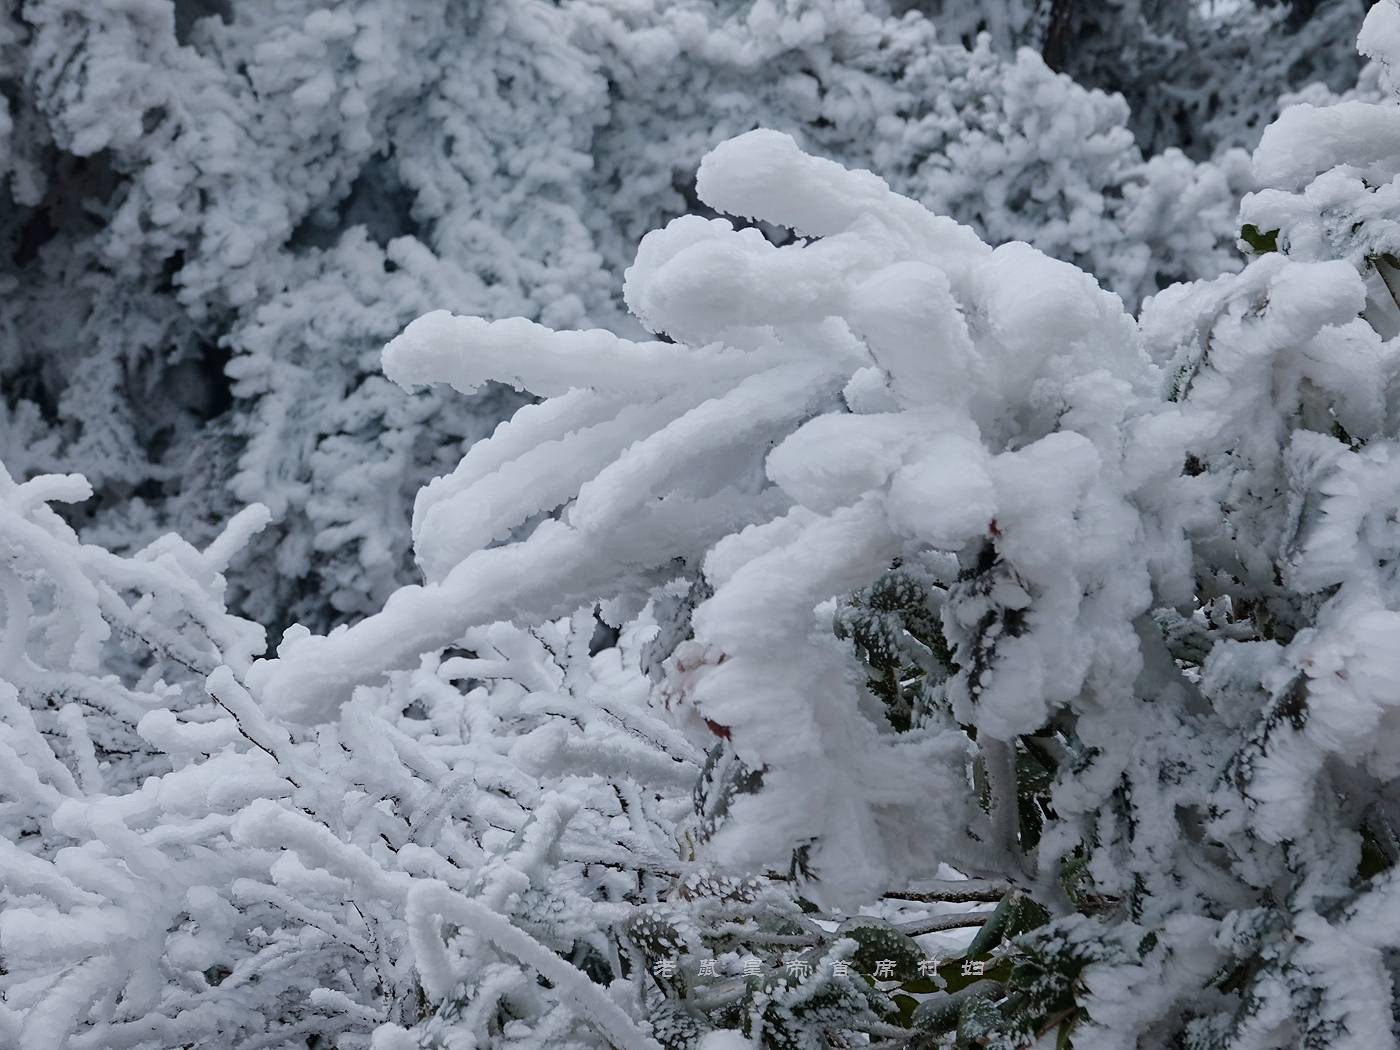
<box><xmin>1042</xmin><ymin>0</ymin><xmax>1075</xmax><ymax>72</ymax></box>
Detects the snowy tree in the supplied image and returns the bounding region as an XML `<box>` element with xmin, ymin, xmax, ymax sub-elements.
<box><xmin>9</xmin><ymin>2</ymin><xmax>1400</xmax><ymax>1049</ymax></box>
<box><xmin>0</xmin><ymin>0</ymin><xmax>1245</xmax><ymax>636</ymax></box>
<box><xmin>906</xmin><ymin>0</ymin><xmax>1378</xmax><ymax>157</ymax></box>
<box><xmin>1047</xmin><ymin>0</ymin><xmax>1376</xmax><ymax>157</ymax></box>
<box><xmin>247</xmin><ymin>2</ymin><xmax>1400</xmax><ymax>1036</ymax></box>
<box><xmin>243</xmin><ymin>125</ymin><xmax>1181</xmax><ymax>1044</ymax></box>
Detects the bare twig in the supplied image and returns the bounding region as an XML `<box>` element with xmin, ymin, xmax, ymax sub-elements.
<box><xmin>209</xmin><ymin>691</ymin><xmax>302</xmax><ymax>789</ymax></box>
<box><xmin>884</xmin><ymin>879</ymin><xmax>1009</xmax><ymax>904</ymax></box>
<box><xmin>893</xmin><ymin>912</ymin><xmax>990</xmax><ymax>937</ymax></box>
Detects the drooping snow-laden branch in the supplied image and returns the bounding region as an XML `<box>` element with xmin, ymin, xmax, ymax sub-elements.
<box><xmin>247</xmin><ymin>127</ymin><xmax>1174</xmax><ymax>911</ymax></box>
<box><xmin>10</xmin><ymin>3</ymin><xmax>1400</xmax><ymax>1044</ymax></box>
<box><xmin>253</xmin><ymin>16</ymin><xmax>1400</xmax><ymax>1035</ymax></box>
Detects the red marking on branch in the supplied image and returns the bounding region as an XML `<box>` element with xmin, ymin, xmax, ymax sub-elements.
<box><xmin>704</xmin><ymin>719</ymin><xmax>732</xmax><ymax>740</ymax></box>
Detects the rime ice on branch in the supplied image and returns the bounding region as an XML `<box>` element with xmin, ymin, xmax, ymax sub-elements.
<box><xmin>252</xmin><ymin>128</ymin><xmax>1179</xmax><ymax>911</ymax></box>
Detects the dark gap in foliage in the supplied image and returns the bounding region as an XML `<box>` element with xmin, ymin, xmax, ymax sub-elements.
<box><xmin>289</xmin><ymin>161</ymin><xmax>422</xmax><ymax>253</ymax></box>
<box><xmin>173</xmin><ymin>0</ymin><xmax>233</xmax><ymax>47</ymax></box>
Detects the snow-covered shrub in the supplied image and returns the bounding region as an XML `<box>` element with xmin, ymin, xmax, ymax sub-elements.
<box><xmin>0</xmin><ymin>462</ymin><xmax>266</xmax><ymax>799</ymax></box>
<box><xmin>250</xmin><ymin>2</ymin><xmax>1400</xmax><ymax>1033</ymax></box>
<box><xmin>0</xmin><ymin>0</ymin><xmax>1245</xmax><ymax>634</ymax></box>
<box><xmin>9</xmin><ymin>4</ymin><xmax>1400</xmax><ymax>1048</ymax></box>
<box><xmin>242</xmin><ymin>126</ymin><xmax>1182</xmax><ymax>1045</ymax></box>
<box><xmin>0</xmin><ymin>463</ymin><xmax>266</xmax><ymax>1043</ymax></box>
<box><xmin>253</xmin><ymin>124</ymin><xmax>1169</xmax><ymax>907</ymax></box>
<box><xmin>1</xmin><ymin>590</ymin><xmax>700</xmax><ymax>1048</ymax></box>
<box><xmin>1061</xmin><ymin>0</ymin><xmax>1373</xmax><ymax>157</ymax></box>
<box><xmin>4</xmin><ymin>573</ymin><xmax>965</xmax><ymax>1049</ymax></box>
<box><xmin>574</xmin><ymin>5</ymin><xmax>1251</xmax><ymax>311</ymax></box>
<box><xmin>910</xmin><ymin>0</ymin><xmax>1376</xmax><ymax>157</ymax></box>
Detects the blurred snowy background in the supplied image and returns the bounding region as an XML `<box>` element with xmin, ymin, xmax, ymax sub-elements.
<box><xmin>0</xmin><ymin>0</ymin><xmax>1369</xmax><ymax>635</ymax></box>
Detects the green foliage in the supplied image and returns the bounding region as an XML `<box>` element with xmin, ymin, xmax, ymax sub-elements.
<box><xmin>834</xmin><ymin>560</ymin><xmax>954</xmax><ymax>732</ymax></box>
<box><xmin>650</xmin><ymin>1001</ymin><xmax>707</xmax><ymax>1050</ymax></box>
<box><xmin>1357</xmin><ymin>822</ymin><xmax>1394</xmax><ymax>882</ymax></box>
<box><xmin>838</xmin><ymin>917</ymin><xmax>928</xmax><ymax>977</ymax></box>
<box><xmin>615</xmin><ymin>874</ymin><xmax>913</xmax><ymax>1048</ymax></box>
<box><xmin>947</xmin><ymin>538</ymin><xmax>1034</xmax><ymax>711</ymax></box>
<box><xmin>1239</xmin><ymin>224</ymin><xmax>1279</xmax><ymax>254</ymax></box>
<box><xmin>1016</xmin><ymin>740</ymin><xmax>1058</xmax><ymax>852</ymax></box>
<box><xmin>693</xmin><ymin>742</ymin><xmax>766</xmax><ymax>844</ymax></box>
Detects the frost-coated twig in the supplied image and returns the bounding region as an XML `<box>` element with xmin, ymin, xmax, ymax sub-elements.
<box><xmin>407</xmin><ymin>881</ymin><xmax>663</xmax><ymax>1050</ymax></box>
<box><xmin>711</xmin><ymin>906</ymin><xmax>988</xmax><ymax>949</ymax></box>
<box><xmin>893</xmin><ymin>912</ymin><xmax>990</xmax><ymax>937</ymax></box>
<box><xmin>865</xmin><ymin>1020</ymin><xmax>919</xmax><ymax>1042</ymax></box>
<box><xmin>884</xmin><ymin>879</ymin><xmax>1009</xmax><ymax>904</ymax></box>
